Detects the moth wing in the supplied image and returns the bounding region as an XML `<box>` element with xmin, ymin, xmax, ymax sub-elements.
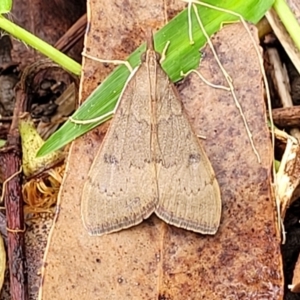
<box><xmin>154</xmin><ymin>68</ymin><xmax>221</xmax><ymax>234</ymax></box>
<box><xmin>82</xmin><ymin>66</ymin><xmax>157</xmax><ymax>235</ymax></box>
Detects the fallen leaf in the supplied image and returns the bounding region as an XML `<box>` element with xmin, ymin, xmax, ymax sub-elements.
<box><xmin>39</xmin><ymin>2</ymin><xmax>284</xmax><ymax>300</ymax></box>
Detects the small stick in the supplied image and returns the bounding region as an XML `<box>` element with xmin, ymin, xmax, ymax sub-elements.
<box><xmin>0</xmin><ymin>166</ymin><xmax>22</xmax><ymax>203</ymax></box>
<box><xmin>0</xmin><ymin>65</ymin><xmax>29</xmax><ymax>300</ymax></box>
<box><xmin>181</xmin><ymin>70</ymin><xmax>230</xmax><ymax>91</ymax></box>
<box><xmin>0</xmin><ymin>150</ymin><xmax>28</xmax><ymax>300</ymax></box>
<box><xmin>69</xmin><ymin>66</ymin><xmax>139</xmax><ymax>125</ymax></box>
<box><xmin>82</xmin><ymin>52</ymin><xmax>133</xmax><ymax>73</ymax></box>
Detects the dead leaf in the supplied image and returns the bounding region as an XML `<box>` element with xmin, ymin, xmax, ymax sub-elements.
<box><xmin>179</xmin><ymin>23</ymin><xmax>283</xmax><ymax>297</ymax></box>
<box><xmin>39</xmin><ymin>2</ymin><xmax>283</xmax><ymax>300</ymax></box>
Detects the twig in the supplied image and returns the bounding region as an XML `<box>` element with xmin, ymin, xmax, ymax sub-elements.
<box><xmin>0</xmin><ymin>80</ymin><xmax>28</xmax><ymax>299</ymax></box>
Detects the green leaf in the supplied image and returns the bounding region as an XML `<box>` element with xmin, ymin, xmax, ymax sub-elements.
<box><xmin>38</xmin><ymin>0</ymin><xmax>274</xmax><ymax>157</ymax></box>
<box><xmin>0</xmin><ymin>0</ymin><xmax>12</xmax><ymax>14</ymax></box>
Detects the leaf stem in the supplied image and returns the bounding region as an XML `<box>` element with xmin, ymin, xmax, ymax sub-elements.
<box><xmin>0</xmin><ymin>16</ymin><xmax>81</xmax><ymax>75</ymax></box>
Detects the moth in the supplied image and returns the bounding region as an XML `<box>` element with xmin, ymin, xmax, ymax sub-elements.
<box><xmin>81</xmin><ymin>34</ymin><xmax>221</xmax><ymax>236</ymax></box>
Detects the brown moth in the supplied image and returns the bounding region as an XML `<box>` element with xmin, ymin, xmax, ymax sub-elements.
<box><xmin>81</xmin><ymin>33</ymin><xmax>221</xmax><ymax>236</ymax></box>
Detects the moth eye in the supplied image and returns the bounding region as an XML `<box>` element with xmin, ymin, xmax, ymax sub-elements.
<box><xmin>155</xmin><ymin>52</ymin><xmax>161</xmax><ymax>61</ymax></box>
<box><xmin>141</xmin><ymin>52</ymin><xmax>146</xmax><ymax>62</ymax></box>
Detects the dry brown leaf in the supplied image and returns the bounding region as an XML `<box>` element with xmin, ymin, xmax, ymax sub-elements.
<box><xmin>39</xmin><ymin>2</ymin><xmax>283</xmax><ymax>299</ymax></box>
<box><xmin>179</xmin><ymin>23</ymin><xmax>283</xmax><ymax>298</ymax></box>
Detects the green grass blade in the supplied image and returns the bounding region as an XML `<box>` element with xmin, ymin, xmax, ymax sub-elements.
<box><xmin>38</xmin><ymin>0</ymin><xmax>274</xmax><ymax>157</ymax></box>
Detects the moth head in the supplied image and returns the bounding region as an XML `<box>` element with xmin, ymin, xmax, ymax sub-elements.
<box><xmin>141</xmin><ymin>50</ymin><xmax>161</xmax><ymax>63</ymax></box>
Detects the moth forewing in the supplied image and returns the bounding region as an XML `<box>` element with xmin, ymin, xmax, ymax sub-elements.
<box><xmin>152</xmin><ymin>61</ymin><xmax>221</xmax><ymax>234</ymax></box>
<box><xmin>81</xmin><ymin>61</ymin><xmax>158</xmax><ymax>236</ymax></box>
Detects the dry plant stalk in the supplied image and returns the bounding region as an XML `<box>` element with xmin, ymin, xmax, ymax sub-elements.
<box><xmin>22</xmin><ymin>166</ymin><xmax>64</xmax><ymax>216</ymax></box>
